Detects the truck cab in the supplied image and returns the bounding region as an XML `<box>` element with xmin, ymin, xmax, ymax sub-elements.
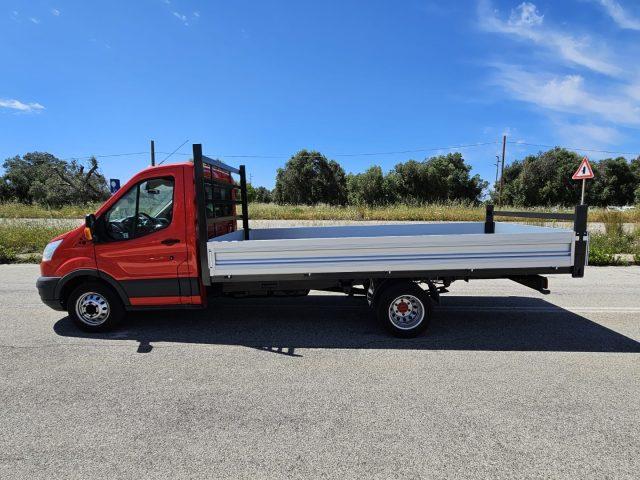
<box><xmin>36</xmin><ymin>159</ymin><xmax>239</xmax><ymax>327</ymax></box>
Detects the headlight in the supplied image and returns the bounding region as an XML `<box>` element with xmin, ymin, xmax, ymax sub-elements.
<box><xmin>42</xmin><ymin>240</ymin><xmax>63</xmax><ymax>262</ymax></box>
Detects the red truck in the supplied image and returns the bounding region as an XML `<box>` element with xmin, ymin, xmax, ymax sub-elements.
<box><xmin>37</xmin><ymin>144</ymin><xmax>589</xmax><ymax>337</ymax></box>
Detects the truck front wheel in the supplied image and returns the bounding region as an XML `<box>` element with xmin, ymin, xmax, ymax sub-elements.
<box><xmin>67</xmin><ymin>282</ymin><xmax>125</xmax><ymax>332</ymax></box>
<box><xmin>375</xmin><ymin>281</ymin><xmax>431</xmax><ymax>338</ymax></box>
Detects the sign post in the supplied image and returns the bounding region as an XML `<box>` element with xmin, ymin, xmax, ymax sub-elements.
<box><xmin>571</xmin><ymin>157</ymin><xmax>594</xmax><ymax>205</ymax></box>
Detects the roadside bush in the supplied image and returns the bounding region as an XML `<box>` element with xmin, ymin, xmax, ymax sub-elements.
<box><xmin>588</xmin><ymin>243</ymin><xmax>619</xmax><ymax>266</ymax></box>
<box><xmin>588</xmin><ymin>231</ymin><xmax>636</xmax><ymax>266</ymax></box>
<box><xmin>0</xmin><ymin>245</ymin><xmax>17</xmax><ymax>263</ymax></box>
<box><xmin>601</xmin><ymin>210</ymin><xmax>625</xmax><ymax>236</ymax></box>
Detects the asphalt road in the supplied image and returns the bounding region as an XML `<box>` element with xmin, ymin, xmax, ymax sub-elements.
<box><xmin>1</xmin><ymin>264</ymin><xmax>639</xmax><ymax>479</ymax></box>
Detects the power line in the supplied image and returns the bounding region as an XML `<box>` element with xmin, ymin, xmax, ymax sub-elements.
<box><xmin>157</xmin><ymin>141</ymin><xmax>499</xmax><ymax>159</ymax></box>
<box><xmin>60</xmin><ymin>151</ymin><xmax>148</xmax><ymax>162</ymax></box>
<box><xmin>508</xmin><ymin>141</ymin><xmax>640</xmax><ymax>157</ymax></box>
<box><xmin>158</xmin><ymin>139</ymin><xmax>189</xmax><ymax>165</ymax></box>
<box><xmin>54</xmin><ymin>140</ymin><xmax>640</xmax><ymax>165</ymax></box>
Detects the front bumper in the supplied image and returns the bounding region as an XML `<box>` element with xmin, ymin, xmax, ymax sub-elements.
<box><xmin>36</xmin><ymin>276</ymin><xmax>65</xmax><ymax>311</ymax></box>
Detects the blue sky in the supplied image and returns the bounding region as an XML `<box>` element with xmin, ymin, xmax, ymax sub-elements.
<box><xmin>2</xmin><ymin>0</ymin><xmax>640</xmax><ymax>189</ymax></box>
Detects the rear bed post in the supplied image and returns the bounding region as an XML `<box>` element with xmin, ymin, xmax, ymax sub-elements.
<box><xmin>484</xmin><ymin>204</ymin><xmax>495</xmax><ymax>233</ymax></box>
<box><xmin>239</xmin><ymin>165</ymin><xmax>250</xmax><ymax>240</ymax></box>
<box><xmin>193</xmin><ymin>144</ymin><xmax>211</xmax><ymax>286</ymax></box>
<box><xmin>572</xmin><ymin>204</ymin><xmax>588</xmax><ymax>278</ymax></box>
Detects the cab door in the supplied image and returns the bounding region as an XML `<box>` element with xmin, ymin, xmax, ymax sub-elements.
<box><xmin>94</xmin><ymin>169</ymin><xmax>189</xmax><ymax>306</ymax></box>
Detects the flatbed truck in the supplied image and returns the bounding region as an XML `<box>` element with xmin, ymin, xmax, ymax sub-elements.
<box><xmin>37</xmin><ymin>144</ymin><xmax>589</xmax><ymax>337</ymax></box>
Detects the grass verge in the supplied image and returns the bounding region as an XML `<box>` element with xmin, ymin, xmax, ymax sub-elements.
<box><xmin>0</xmin><ymin>224</ymin><xmax>71</xmax><ymax>263</ymax></box>
<box><xmin>1</xmin><ymin>204</ymin><xmax>638</xmax><ymax>265</ymax></box>
<box><xmin>0</xmin><ymin>202</ymin><xmax>101</xmax><ymax>219</ymax></box>
<box><xmin>249</xmin><ymin>203</ymin><xmax>640</xmax><ymax>223</ymax></box>
<box><xmin>588</xmin><ymin>230</ymin><xmax>640</xmax><ymax>265</ymax></box>
<box><xmin>1</xmin><ymin>201</ymin><xmax>639</xmax><ymax>223</ymax></box>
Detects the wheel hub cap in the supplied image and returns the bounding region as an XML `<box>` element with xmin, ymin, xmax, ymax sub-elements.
<box><xmin>75</xmin><ymin>292</ymin><xmax>110</xmax><ymax>326</ymax></box>
<box><xmin>389</xmin><ymin>294</ymin><xmax>425</xmax><ymax>330</ymax></box>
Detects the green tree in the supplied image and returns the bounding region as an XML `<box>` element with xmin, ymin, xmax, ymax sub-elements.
<box><xmin>495</xmin><ymin>148</ymin><xmax>583</xmax><ymax>206</ymax></box>
<box><xmin>254</xmin><ymin>186</ymin><xmax>272</xmax><ymax>203</ymax></box>
<box><xmin>246</xmin><ymin>184</ymin><xmax>273</xmax><ymax>203</ymax></box>
<box><xmin>347</xmin><ymin>166</ymin><xmax>395</xmax><ymax>206</ymax></box>
<box><xmin>387</xmin><ymin>153</ymin><xmax>486</xmax><ymax>204</ymax></box>
<box><xmin>631</xmin><ymin>156</ymin><xmax>640</xmax><ymax>204</ymax></box>
<box><xmin>245</xmin><ymin>183</ymin><xmax>257</xmax><ymax>203</ymax></box>
<box><xmin>1</xmin><ymin>152</ymin><xmax>110</xmax><ymax>206</ymax></box>
<box><xmin>589</xmin><ymin>157</ymin><xmax>637</xmax><ymax>206</ymax></box>
<box><xmin>274</xmin><ymin>150</ymin><xmax>347</xmax><ymax>205</ymax></box>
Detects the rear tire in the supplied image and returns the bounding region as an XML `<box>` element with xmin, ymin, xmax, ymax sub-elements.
<box><xmin>67</xmin><ymin>282</ymin><xmax>125</xmax><ymax>332</ymax></box>
<box><xmin>375</xmin><ymin>281</ymin><xmax>431</xmax><ymax>338</ymax></box>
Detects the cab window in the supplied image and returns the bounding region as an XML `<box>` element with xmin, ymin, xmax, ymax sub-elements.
<box><xmin>104</xmin><ymin>177</ymin><xmax>174</xmax><ymax>241</ymax></box>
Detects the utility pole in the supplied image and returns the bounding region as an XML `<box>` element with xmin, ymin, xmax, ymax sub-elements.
<box><xmin>498</xmin><ymin>135</ymin><xmax>506</xmax><ymax>206</ymax></box>
<box><xmin>494</xmin><ymin>155</ymin><xmax>500</xmax><ymax>187</ymax></box>
<box><xmin>150</xmin><ymin>140</ymin><xmax>156</xmax><ymax>166</ymax></box>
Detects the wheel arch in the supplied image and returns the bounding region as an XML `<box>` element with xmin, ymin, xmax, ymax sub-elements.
<box><xmin>56</xmin><ymin>269</ymin><xmax>130</xmax><ymax>308</ymax></box>
<box><xmin>368</xmin><ymin>278</ymin><xmax>414</xmax><ymax>307</ymax></box>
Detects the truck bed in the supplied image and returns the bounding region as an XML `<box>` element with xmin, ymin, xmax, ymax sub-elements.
<box><xmin>207</xmin><ymin>222</ymin><xmax>576</xmax><ymax>280</ymax></box>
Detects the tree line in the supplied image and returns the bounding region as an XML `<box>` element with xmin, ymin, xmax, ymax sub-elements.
<box><xmin>493</xmin><ymin>147</ymin><xmax>640</xmax><ymax>207</ymax></box>
<box><xmin>268</xmin><ymin>150</ymin><xmax>487</xmax><ymax>206</ymax></box>
<box><xmin>2</xmin><ymin>148</ymin><xmax>640</xmax><ymax>208</ymax></box>
<box><xmin>265</xmin><ymin>148</ymin><xmax>640</xmax><ymax>207</ymax></box>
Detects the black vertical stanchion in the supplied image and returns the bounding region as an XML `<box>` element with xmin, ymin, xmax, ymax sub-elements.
<box><xmin>193</xmin><ymin>144</ymin><xmax>211</xmax><ymax>286</ymax></box>
<box><xmin>572</xmin><ymin>204</ymin><xmax>588</xmax><ymax>278</ymax></box>
<box><xmin>239</xmin><ymin>165</ymin><xmax>250</xmax><ymax>240</ymax></box>
<box><xmin>484</xmin><ymin>204</ymin><xmax>495</xmax><ymax>233</ymax></box>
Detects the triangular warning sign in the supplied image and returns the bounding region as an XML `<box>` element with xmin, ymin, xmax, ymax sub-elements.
<box><xmin>572</xmin><ymin>157</ymin><xmax>594</xmax><ymax>180</ymax></box>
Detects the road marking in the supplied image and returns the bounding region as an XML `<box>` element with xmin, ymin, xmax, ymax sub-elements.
<box><xmin>438</xmin><ymin>306</ymin><xmax>640</xmax><ymax>313</ymax></box>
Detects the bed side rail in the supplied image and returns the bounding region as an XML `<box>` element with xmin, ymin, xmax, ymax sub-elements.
<box><xmin>485</xmin><ymin>204</ymin><xmax>589</xmax><ymax>278</ymax></box>
<box><xmin>193</xmin><ymin>143</ymin><xmax>249</xmax><ymax>287</ymax></box>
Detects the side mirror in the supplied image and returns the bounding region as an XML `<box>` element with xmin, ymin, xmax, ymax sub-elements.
<box><xmin>84</xmin><ymin>214</ymin><xmax>96</xmax><ymax>241</ymax></box>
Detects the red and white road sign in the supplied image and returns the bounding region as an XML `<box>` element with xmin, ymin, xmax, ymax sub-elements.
<box><xmin>572</xmin><ymin>157</ymin><xmax>594</xmax><ymax>180</ymax></box>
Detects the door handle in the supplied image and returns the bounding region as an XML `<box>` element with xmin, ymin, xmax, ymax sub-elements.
<box><xmin>161</xmin><ymin>238</ymin><xmax>180</xmax><ymax>245</ymax></box>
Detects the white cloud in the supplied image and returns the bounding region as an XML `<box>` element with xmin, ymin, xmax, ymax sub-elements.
<box><xmin>594</xmin><ymin>0</ymin><xmax>640</xmax><ymax>30</ymax></box>
<box><xmin>51</xmin><ymin>8</ymin><xmax>61</xmax><ymax>16</ymax></box>
<box><xmin>478</xmin><ymin>1</ymin><xmax>640</xmax><ymax>146</ymax></box>
<box><xmin>478</xmin><ymin>0</ymin><xmax>621</xmax><ymax>76</ymax></box>
<box><xmin>508</xmin><ymin>2</ymin><xmax>543</xmax><ymax>27</ymax></box>
<box><xmin>172</xmin><ymin>11</ymin><xmax>188</xmax><ymax>25</ymax></box>
<box><xmin>491</xmin><ymin>64</ymin><xmax>640</xmax><ymax>125</ymax></box>
<box><xmin>556</xmin><ymin>122</ymin><xmax>623</xmax><ymax>145</ymax></box>
<box><xmin>29</xmin><ymin>17</ymin><xmax>40</xmax><ymax>24</ymax></box>
<box><xmin>0</xmin><ymin>98</ymin><xmax>45</xmax><ymax>113</ymax></box>
<box><xmin>193</xmin><ymin>11</ymin><xmax>200</xmax><ymax>18</ymax></box>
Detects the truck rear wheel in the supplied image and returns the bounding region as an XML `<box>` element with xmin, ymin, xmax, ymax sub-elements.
<box><xmin>67</xmin><ymin>282</ymin><xmax>125</xmax><ymax>332</ymax></box>
<box><xmin>375</xmin><ymin>281</ymin><xmax>431</xmax><ymax>338</ymax></box>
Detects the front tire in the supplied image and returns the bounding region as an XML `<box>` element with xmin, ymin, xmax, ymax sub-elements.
<box><xmin>67</xmin><ymin>282</ymin><xmax>125</xmax><ymax>332</ymax></box>
<box><xmin>375</xmin><ymin>281</ymin><xmax>431</xmax><ymax>338</ymax></box>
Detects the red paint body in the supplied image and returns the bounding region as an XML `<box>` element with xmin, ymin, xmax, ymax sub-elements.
<box><xmin>40</xmin><ymin>162</ymin><xmax>235</xmax><ymax>308</ymax></box>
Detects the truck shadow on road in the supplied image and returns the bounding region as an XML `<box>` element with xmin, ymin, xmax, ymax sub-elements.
<box><xmin>53</xmin><ymin>295</ymin><xmax>640</xmax><ymax>355</ymax></box>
